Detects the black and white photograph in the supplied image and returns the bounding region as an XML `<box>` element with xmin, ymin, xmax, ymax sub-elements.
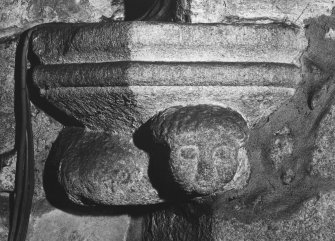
<box><xmin>1</xmin><ymin>0</ymin><xmax>335</xmax><ymax>240</ymax></box>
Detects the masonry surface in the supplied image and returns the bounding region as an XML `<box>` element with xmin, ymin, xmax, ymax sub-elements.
<box><xmin>1</xmin><ymin>1</ymin><xmax>335</xmax><ymax>241</ymax></box>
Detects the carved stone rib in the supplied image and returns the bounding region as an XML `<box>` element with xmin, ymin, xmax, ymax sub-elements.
<box><xmin>31</xmin><ymin>21</ymin><xmax>306</xmax><ymax>65</ymax></box>
<box><xmin>33</xmin><ymin>62</ymin><xmax>301</xmax><ymax>89</ymax></box>
<box><xmin>41</xmin><ymin>86</ymin><xmax>295</xmax><ymax>132</ymax></box>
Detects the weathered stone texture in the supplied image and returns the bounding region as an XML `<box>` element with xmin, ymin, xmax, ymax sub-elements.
<box><xmin>0</xmin><ymin>112</ymin><xmax>15</xmax><ymax>155</ymax></box>
<box><xmin>56</xmin><ymin>128</ymin><xmax>161</xmax><ymax>205</ymax></box>
<box><xmin>143</xmin><ymin>105</ymin><xmax>250</xmax><ymax>195</ymax></box>
<box><xmin>31</xmin><ymin>105</ymin><xmax>63</xmax><ymax>199</ymax></box>
<box><xmin>212</xmin><ymin>191</ymin><xmax>335</xmax><ymax>241</ymax></box>
<box><xmin>40</xmin><ymin>86</ymin><xmax>295</xmax><ymax>132</ymax></box>
<box><xmin>2</xmin><ymin>1</ymin><xmax>335</xmax><ymax>241</ymax></box>
<box><xmin>175</xmin><ymin>0</ymin><xmax>334</xmax><ymax>24</ymax></box>
<box><xmin>0</xmin><ymin>107</ymin><xmax>62</xmax><ymax>194</ymax></box>
<box><xmin>143</xmin><ymin>204</ymin><xmax>213</xmax><ymax>241</ymax></box>
<box><xmin>0</xmin><ymin>40</ymin><xmax>17</xmax><ymax>192</ymax></box>
<box><xmin>0</xmin><ymin>30</ymin><xmax>62</xmax><ymax>194</ymax></box>
<box><xmin>33</xmin><ymin>62</ymin><xmax>301</xmax><ymax>89</ymax></box>
<box><xmin>0</xmin><ymin>0</ymin><xmax>124</xmax><ymax>40</ymax></box>
<box><xmin>312</xmin><ymin>105</ymin><xmax>335</xmax><ymax>179</ymax></box>
<box><xmin>55</xmin><ymin>105</ymin><xmax>251</xmax><ymax>205</ymax></box>
<box><xmin>0</xmin><ymin>40</ymin><xmax>16</xmax><ymax>114</ymax></box>
<box><xmin>0</xmin><ymin>193</ymin><xmax>10</xmax><ymax>240</ymax></box>
<box><xmin>143</xmin><ymin>191</ymin><xmax>335</xmax><ymax>241</ymax></box>
<box><xmin>0</xmin><ymin>40</ymin><xmax>16</xmax><ymax>155</ymax></box>
<box><xmin>305</xmin><ymin>14</ymin><xmax>335</xmax><ymax>73</ymax></box>
<box><xmin>27</xmin><ymin>200</ymin><xmax>131</xmax><ymax>241</ymax></box>
<box><xmin>0</xmin><ymin>152</ymin><xmax>16</xmax><ymax>192</ymax></box>
<box><xmin>31</xmin><ymin>22</ymin><xmax>306</xmax><ymax>64</ymax></box>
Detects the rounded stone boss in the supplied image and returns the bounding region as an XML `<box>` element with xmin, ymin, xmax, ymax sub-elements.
<box><xmin>57</xmin><ymin>105</ymin><xmax>250</xmax><ymax>205</ymax></box>
<box><xmin>136</xmin><ymin>104</ymin><xmax>250</xmax><ymax>197</ymax></box>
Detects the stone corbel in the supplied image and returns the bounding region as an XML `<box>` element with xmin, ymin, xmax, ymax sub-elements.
<box><xmin>27</xmin><ymin>16</ymin><xmax>335</xmax><ymax>211</ymax></box>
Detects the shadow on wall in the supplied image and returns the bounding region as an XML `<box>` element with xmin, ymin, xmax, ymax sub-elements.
<box><xmin>124</xmin><ymin>0</ymin><xmax>175</xmax><ymax>21</ymax></box>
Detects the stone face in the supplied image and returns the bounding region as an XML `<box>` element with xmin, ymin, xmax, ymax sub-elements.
<box><xmin>0</xmin><ymin>0</ymin><xmax>124</xmax><ymax>40</ymax></box>
<box><xmin>31</xmin><ymin>21</ymin><xmax>306</xmax><ymax>64</ymax></box>
<box><xmin>175</xmin><ymin>0</ymin><xmax>334</xmax><ymax>24</ymax></box>
<box><xmin>141</xmin><ymin>105</ymin><xmax>250</xmax><ymax>195</ymax></box>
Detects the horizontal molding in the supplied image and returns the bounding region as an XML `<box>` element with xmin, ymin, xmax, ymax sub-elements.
<box><xmin>33</xmin><ymin>61</ymin><xmax>301</xmax><ymax>89</ymax></box>
<box><xmin>31</xmin><ymin>21</ymin><xmax>306</xmax><ymax>65</ymax></box>
<box><xmin>42</xmin><ymin>86</ymin><xmax>295</xmax><ymax>131</ymax></box>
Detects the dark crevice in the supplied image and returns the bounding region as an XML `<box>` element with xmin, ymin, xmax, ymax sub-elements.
<box><xmin>124</xmin><ymin>0</ymin><xmax>175</xmax><ymax>21</ymax></box>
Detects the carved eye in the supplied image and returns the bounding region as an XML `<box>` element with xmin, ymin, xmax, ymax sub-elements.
<box><xmin>171</xmin><ymin>145</ymin><xmax>199</xmax><ymax>188</ymax></box>
<box><xmin>178</xmin><ymin>145</ymin><xmax>199</xmax><ymax>160</ymax></box>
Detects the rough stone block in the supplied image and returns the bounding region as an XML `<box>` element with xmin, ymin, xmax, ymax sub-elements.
<box><xmin>175</xmin><ymin>0</ymin><xmax>334</xmax><ymax>25</ymax></box>
<box><xmin>27</xmin><ymin>199</ymin><xmax>131</xmax><ymax>241</ymax></box>
<box><xmin>31</xmin><ymin>21</ymin><xmax>306</xmax><ymax>65</ymax></box>
<box><xmin>0</xmin><ymin>0</ymin><xmax>124</xmax><ymax>39</ymax></box>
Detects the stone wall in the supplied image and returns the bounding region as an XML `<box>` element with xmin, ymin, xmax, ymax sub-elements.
<box><xmin>1</xmin><ymin>1</ymin><xmax>335</xmax><ymax>241</ymax></box>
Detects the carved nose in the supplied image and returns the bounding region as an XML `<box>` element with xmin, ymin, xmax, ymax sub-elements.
<box><xmin>196</xmin><ymin>160</ymin><xmax>217</xmax><ymax>186</ymax></box>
